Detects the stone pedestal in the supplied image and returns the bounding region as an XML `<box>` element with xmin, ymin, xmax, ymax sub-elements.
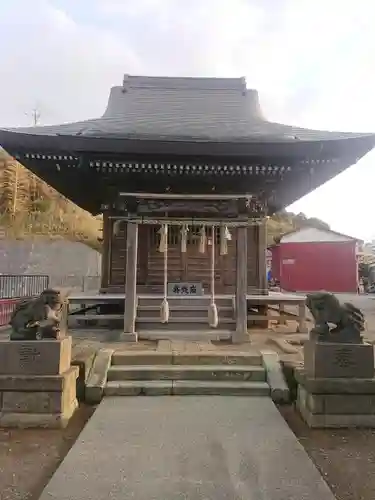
<box><xmin>304</xmin><ymin>340</ymin><xmax>374</xmax><ymax>379</ymax></box>
<box><xmin>0</xmin><ymin>337</ymin><xmax>78</xmax><ymax>428</ymax></box>
<box><xmin>297</xmin><ymin>342</ymin><xmax>375</xmax><ymax>428</ymax></box>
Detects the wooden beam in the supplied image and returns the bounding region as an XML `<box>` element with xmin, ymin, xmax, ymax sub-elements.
<box><xmin>257</xmin><ymin>221</ymin><xmax>268</xmax><ymax>294</ymax></box>
<box><xmin>233</xmin><ymin>226</ymin><xmax>248</xmax><ymax>343</ymax></box>
<box><xmin>100</xmin><ymin>211</ymin><xmax>110</xmax><ymax>289</ymax></box>
<box><xmin>107</xmin><ymin>216</ymin><xmax>256</xmax><ymax>227</ymax></box>
<box><xmin>247</xmin><ymin>226</ymin><xmax>257</xmax><ymax>292</ymax></box>
<box><xmin>123</xmin><ymin>222</ymin><xmax>138</xmax><ymax>341</ymax></box>
<box><xmin>119</xmin><ymin>192</ymin><xmax>254</xmax><ymax>200</ymax></box>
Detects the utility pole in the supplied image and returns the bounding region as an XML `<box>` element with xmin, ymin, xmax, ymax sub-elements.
<box><xmin>25</xmin><ymin>106</ymin><xmax>41</xmax><ymax>126</ymax></box>
<box><xmin>31</xmin><ymin>107</ymin><xmax>40</xmax><ymax>126</ymax></box>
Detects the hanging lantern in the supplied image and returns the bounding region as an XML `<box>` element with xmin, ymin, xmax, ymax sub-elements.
<box><xmin>180</xmin><ymin>224</ymin><xmax>189</xmax><ymax>253</ymax></box>
<box><xmin>219</xmin><ymin>225</ymin><xmax>232</xmax><ymax>255</ymax></box>
<box><xmin>158</xmin><ymin>224</ymin><xmax>168</xmax><ymax>253</ymax></box>
<box><xmin>199</xmin><ymin>226</ymin><xmax>206</xmax><ymax>254</ymax></box>
<box><xmin>160</xmin><ymin>296</ymin><xmax>170</xmax><ymax>323</ymax></box>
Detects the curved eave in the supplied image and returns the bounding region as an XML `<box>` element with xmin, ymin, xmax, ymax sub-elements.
<box><xmin>1</xmin><ymin>129</ymin><xmax>375</xmax><ymax>160</ymax></box>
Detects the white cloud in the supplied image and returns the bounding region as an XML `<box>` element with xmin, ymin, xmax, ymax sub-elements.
<box><xmin>0</xmin><ymin>0</ymin><xmax>142</xmax><ymax>126</ymax></box>
<box><xmin>95</xmin><ymin>0</ymin><xmax>375</xmax><ymax>129</ymax></box>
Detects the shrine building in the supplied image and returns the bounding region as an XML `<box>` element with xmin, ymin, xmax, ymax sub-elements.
<box><xmin>1</xmin><ymin>75</ymin><xmax>374</xmax><ymax>342</ymax></box>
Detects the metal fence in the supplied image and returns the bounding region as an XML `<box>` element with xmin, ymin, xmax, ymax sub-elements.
<box><xmin>0</xmin><ymin>274</ymin><xmax>49</xmax><ymax>300</ymax></box>
<box><xmin>0</xmin><ymin>274</ymin><xmax>102</xmax><ymax>327</ymax></box>
<box><xmin>0</xmin><ymin>274</ymin><xmax>50</xmax><ymax>327</ymax></box>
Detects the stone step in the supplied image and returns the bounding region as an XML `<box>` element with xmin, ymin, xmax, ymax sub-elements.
<box><xmin>104</xmin><ymin>380</ymin><xmax>270</xmax><ymax>397</ymax></box>
<box><xmin>111</xmin><ymin>351</ymin><xmax>263</xmax><ymax>366</ymax></box>
<box><xmin>107</xmin><ymin>364</ymin><xmax>266</xmax><ymax>382</ymax></box>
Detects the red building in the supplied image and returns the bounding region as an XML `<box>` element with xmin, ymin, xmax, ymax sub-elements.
<box><xmin>270</xmin><ymin>227</ymin><xmax>360</xmax><ymax>293</ymax></box>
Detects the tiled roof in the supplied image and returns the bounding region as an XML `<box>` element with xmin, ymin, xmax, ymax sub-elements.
<box><xmin>3</xmin><ymin>76</ymin><xmax>372</xmax><ymax>143</ymax></box>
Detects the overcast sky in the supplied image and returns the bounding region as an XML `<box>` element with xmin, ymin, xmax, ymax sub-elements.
<box><xmin>1</xmin><ymin>0</ymin><xmax>375</xmax><ymax>240</ymax></box>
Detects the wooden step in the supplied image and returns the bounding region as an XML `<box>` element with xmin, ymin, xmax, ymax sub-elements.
<box><xmin>107</xmin><ymin>365</ymin><xmax>266</xmax><ymax>382</ymax></box>
<box><xmin>69</xmin><ymin>314</ymin><xmax>123</xmax><ymax>321</ymax></box>
<box><xmin>136</xmin><ymin>319</ymin><xmax>236</xmax><ymax>332</ymax></box>
<box><xmin>137</xmin><ymin>329</ymin><xmax>234</xmax><ymax>339</ymax></box>
<box><xmin>137</xmin><ymin>305</ymin><xmax>233</xmax><ymax>311</ymax></box>
<box><xmin>137</xmin><ymin>317</ymin><xmax>235</xmax><ymax>323</ymax></box>
<box><xmin>137</xmin><ymin>297</ymin><xmax>233</xmax><ymax>307</ymax></box>
<box><xmin>137</xmin><ymin>307</ymin><xmax>233</xmax><ymax>319</ymax></box>
<box><xmin>104</xmin><ymin>380</ymin><xmax>270</xmax><ymax>397</ymax></box>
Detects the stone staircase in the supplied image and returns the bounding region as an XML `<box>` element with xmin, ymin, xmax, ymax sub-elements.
<box><xmin>104</xmin><ymin>347</ymin><xmax>270</xmax><ymax>397</ymax></box>
<box><xmin>136</xmin><ymin>296</ymin><xmax>235</xmax><ymax>339</ymax></box>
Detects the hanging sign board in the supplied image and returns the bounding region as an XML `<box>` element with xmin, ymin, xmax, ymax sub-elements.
<box><xmin>167</xmin><ymin>282</ymin><xmax>203</xmax><ymax>296</ymax></box>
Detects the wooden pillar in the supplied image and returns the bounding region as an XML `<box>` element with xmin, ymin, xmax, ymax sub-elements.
<box><xmin>100</xmin><ymin>211</ymin><xmax>111</xmax><ymax>291</ymax></box>
<box><xmin>233</xmin><ymin>226</ymin><xmax>248</xmax><ymax>343</ymax></box>
<box><xmin>123</xmin><ymin>221</ymin><xmax>138</xmax><ymax>341</ymax></box>
<box><xmin>257</xmin><ymin>221</ymin><xmax>268</xmax><ymax>294</ymax></box>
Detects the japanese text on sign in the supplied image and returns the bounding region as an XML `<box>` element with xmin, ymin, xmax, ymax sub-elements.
<box><xmin>167</xmin><ymin>282</ymin><xmax>203</xmax><ymax>296</ymax></box>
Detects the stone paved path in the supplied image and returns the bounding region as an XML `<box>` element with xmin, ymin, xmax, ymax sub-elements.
<box><xmin>39</xmin><ymin>397</ymin><xmax>336</xmax><ymax>500</ymax></box>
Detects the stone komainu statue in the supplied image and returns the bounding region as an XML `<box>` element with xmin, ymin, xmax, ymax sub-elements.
<box><xmin>10</xmin><ymin>288</ymin><xmax>67</xmax><ymax>341</ymax></box>
<box><xmin>306</xmin><ymin>292</ymin><xmax>365</xmax><ymax>344</ymax></box>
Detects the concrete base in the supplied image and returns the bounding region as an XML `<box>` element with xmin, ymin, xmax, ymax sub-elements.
<box><xmin>120</xmin><ymin>332</ymin><xmax>138</xmax><ymax>342</ymax></box>
<box><xmin>296</xmin><ymin>369</ymin><xmax>375</xmax><ymax>428</ymax></box>
<box><xmin>261</xmin><ymin>350</ymin><xmax>290</xmax><ymax>404</ymax></box>
<box><xmin>0</xmin><ymin>399</ymin><xmax>78</xmax><ymax>429</ymax></box>
<box><xmin>0</xmin><ymin>336</ymin><xmax>78</xmax><ymax>428</ymax></box>
<box><xmin>0</xmin><ymin>366</ymin><xmax>79</xmax><ymax>428</ymax></box>
<box><xmin>71</xmin><ymin>346</ymin><xmax>97</xmax><ymax>401</ymax></box>
<box><xmin>86</xmin><ymin>349</ymin><xmax>114</xmax><ymax>404</ymax></box>
<box><xmin>0</xmin><ymin>337</ymin><xmax>72</xmax><ymax>376</ymax></box>
<box><xmin>304</xmin><ymin>340</ymin><xmax>374</xmax><ymax>379</ymax></box>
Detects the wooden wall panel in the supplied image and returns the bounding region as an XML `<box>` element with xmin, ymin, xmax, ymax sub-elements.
<box><xmin>247</xmin><ymin>225</ymin><xmax>258</xmax><ymax>292</ymax></box>
<box><xmin>100</xmin><ymin>212</ymin><xmax>111</xmax><ymax>289</ymax></box>
<box><xmin>109</xmin><ymin>222</ymin><xmax>127</xmax><ymax>286</ymax></box>
<box><xmin>107</xmin><ymin>222</ymin><xmax>261</xmax><ymax>294</ymax></box>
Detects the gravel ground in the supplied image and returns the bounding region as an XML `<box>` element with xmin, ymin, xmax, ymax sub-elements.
<box><xmin>0</xmin><ymin>405</ymin><xmax>95</xmax><ymax>500</ymax></box>
<box><xmin>281</xmin><ymin>406</ymin><xmax>375</xmax><ymax>500</ymax></box>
